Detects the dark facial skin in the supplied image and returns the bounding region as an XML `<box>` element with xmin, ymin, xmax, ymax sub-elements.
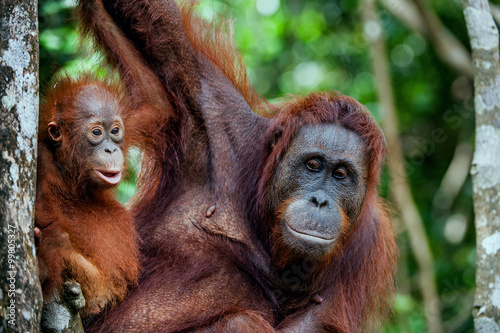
<box><xmin>270</xmin><ymin>123</ymin><xmax>368</xmax><ymax>258</ymax></box>
<box><xmin>50</xmin><ymin>85</ymin><xmax>125</xmax><ymax>187</ymax></box>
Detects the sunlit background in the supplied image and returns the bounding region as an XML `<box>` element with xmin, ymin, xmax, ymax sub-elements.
<box><xmin>39</xmin><ymin>0</ymin><xmax>490</xmax><ymax>331</ymax></box>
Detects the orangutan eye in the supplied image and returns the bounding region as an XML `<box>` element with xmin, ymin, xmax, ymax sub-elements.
<box><xmin>305</xmin><ymin>158</ymin><xmax>322</xmax><ymax>172</ymax></box>
<box><xmin>333</xmin><ymin>167</ymin><xmax>347</xmax><ymax>180</ymax></box>
<box><xmin>111</xmin><ymin>127</ymin><xmax>119</xmax><ymax>135</ymax></box>
<box><xmin>92</xmin><ymin>129</ymin><xmax>102</xmax><ymax>136</ymax></box>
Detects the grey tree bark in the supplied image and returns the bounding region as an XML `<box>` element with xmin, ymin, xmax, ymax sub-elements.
<box><xmin>462</xmin><ymin>0</ymin><xmax>500</xmax><ymax>331</ymax></box>
<box><xmin>0</xmin><ymin>0</ymin><xmax>42</xmax><ymax>332</ymax></box>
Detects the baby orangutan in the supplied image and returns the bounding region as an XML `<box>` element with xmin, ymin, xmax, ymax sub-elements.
<box><xmin>35</xmin><ymin>74</ymin><xmax>140</xmax><ymax>330</ymax></box>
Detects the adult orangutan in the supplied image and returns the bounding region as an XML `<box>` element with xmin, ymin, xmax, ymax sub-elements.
<box><xmin>35</xmin><ymin>74</ymin><xmax>140</xmax><ymax>323</ymax></box>
<box><xmin>78</xmin><ymin>0</ymin><xmax>397</xmax><ymax>332</ymax></box>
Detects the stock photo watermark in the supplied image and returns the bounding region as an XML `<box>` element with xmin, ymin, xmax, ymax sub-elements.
<box><xmin>393</xmin><ymin>97</ymin><xmax>474</xmax><ymax>182</ymax></box>
<box><xmin>6</xmin><ymin>223</ymin><xmax>18</xmax><ymax>326</ymax></box>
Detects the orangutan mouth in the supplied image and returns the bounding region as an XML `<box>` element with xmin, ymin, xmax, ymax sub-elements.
<box><xmin>94</xmin><ymin>169</ymin><xmax>122</xmax><ymax>185</ymax></box>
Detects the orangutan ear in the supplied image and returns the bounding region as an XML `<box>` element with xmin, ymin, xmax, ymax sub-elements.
<box><xmin>48</xmin><ymin>121</ymin><xmax>62</xmax><ymax>142</ymax></box>
<box><xmin>271</xmin><ymin>126</ymin><xmax>283</xmax><ymax>148</ymax></box>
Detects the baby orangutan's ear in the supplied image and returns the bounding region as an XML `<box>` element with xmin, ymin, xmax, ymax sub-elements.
<box><xmin>48</xmin><ymin>122</ymin><xmax>62</xmax><ymax>142</ymax></box>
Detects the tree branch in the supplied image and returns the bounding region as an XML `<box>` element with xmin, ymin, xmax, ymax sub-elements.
<box><xmin>379</xmin><ymin>0</ymin><xmax>428</xmax><ymax>33</ymax></box>
<box><xmin>462</xmin><ymin>0</ymin><xmax>500</xmax><ymax>329</ymax></box>
<box><xmin>432</xmin><ymin>142</ymin><xmax>473</xmax><ymax>215</ymax></box>
<box><xmin>380</xmin><ymin>0</ymin><xmax>473</xmax><ymax>78</ymax></box>
<box><xmin>0</xmin><ymin>0</ymin><xmax>42</xmax><ymax>331</ymax></box>
<box><xmin>488</xmin><ymin>2</ymin><xmax>500</xmax><ymax>27</ymax></box>
<box><xmin>362</xmin><ymin>1</ymin><xmax>444</xmax><ymax>332</ymax></box>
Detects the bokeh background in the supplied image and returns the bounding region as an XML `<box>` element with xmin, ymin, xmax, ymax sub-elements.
<box><xmin>39</xmin><ymin>0</ymin><xmax>495</xmax><ymax>331</ymax></box>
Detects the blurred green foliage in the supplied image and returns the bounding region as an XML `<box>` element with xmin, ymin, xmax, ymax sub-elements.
<box><xmin>39</xmin><ymin>0</ymin><xmax>481</xmax><ymax>331</ymax></box>
<box><xmin>39</xmin><ymin>0</ymin><xmax>77</xmax><ymax>88</ymax></box>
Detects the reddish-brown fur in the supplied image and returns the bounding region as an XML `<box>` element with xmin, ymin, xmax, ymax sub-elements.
<box><xmin>247</xmin><ymin>93</ymin><xmax>396</xmax><ymax>331</ymax></box>
<box><xmin>36</xmin><ymin>74</ymin><xmax>140</xmax><ymax>315</ymax></box>
<box><xmin>78</xmin><ymin>0</ymin><xmax>397</xmax><ymax>331</ymax></box>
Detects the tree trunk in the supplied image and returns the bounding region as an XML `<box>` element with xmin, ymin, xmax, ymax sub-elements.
<box><xmin>0</xmin><ymin>0</ymin><xmax>42</xmax><ymax>332</ymax></box>
<box><xmin>462</xmin><ymin>1</ymin><xmax>500</xmax><ymax>331</ymax></box>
